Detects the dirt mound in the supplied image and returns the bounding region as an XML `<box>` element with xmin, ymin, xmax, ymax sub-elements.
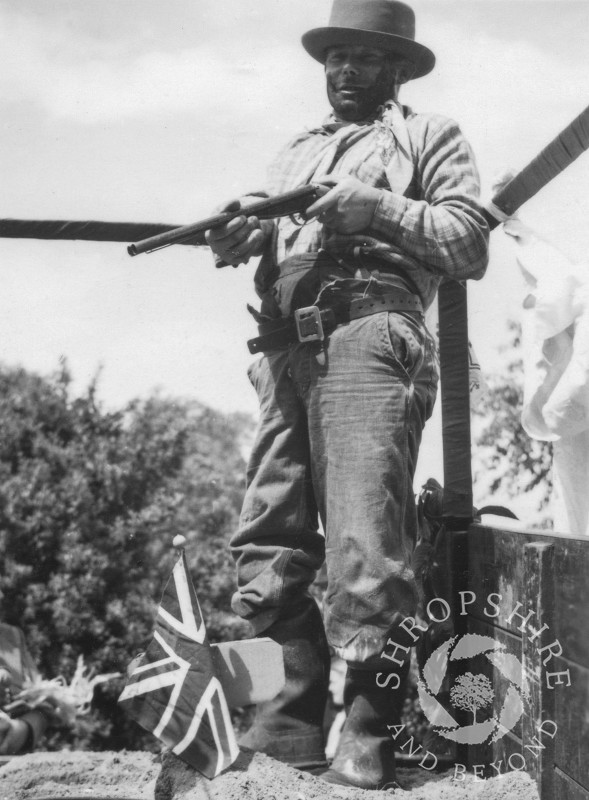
<box><xmin>0</xmin><ymin>750</ymin><xmax>159</xmax><ymax>800</ymax></box>
<box><xmin>156</xmin><ymin>751</ymin><xmax>541</xmax><ymax>800</ymax></box>
<box><xmin>0</xmin><ymin>750</ymin><xmax>540</xmax><ymax>800</ymax></box>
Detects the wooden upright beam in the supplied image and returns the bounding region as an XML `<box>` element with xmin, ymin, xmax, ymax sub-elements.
<box><xmin>437</xmin><ymin>279</ymin><xmax>473</xmax><ymax>525</ymax></box>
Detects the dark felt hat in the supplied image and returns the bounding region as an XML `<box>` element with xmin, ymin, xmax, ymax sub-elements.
<box><xmin>302</xmin><ymin>0</ymin><xmax>435</xmax><ymax>79</ymax></box>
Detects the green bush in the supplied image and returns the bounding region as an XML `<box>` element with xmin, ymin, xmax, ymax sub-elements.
<box><xmin>0</xmin><ymin>363</ymin><xmax>252</xmax><ymax>750</ymax></box>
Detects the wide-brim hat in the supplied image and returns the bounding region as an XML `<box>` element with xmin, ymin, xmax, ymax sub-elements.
<box><xmin>302</xmin><ymin>0</ymin><xmax>435</xmax><ymax>79</ymax></box>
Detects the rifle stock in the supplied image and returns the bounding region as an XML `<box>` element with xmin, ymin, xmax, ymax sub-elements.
<box><xmin>127</xmin><ymin>184</ymin><xmax>320</xmax><ymax>256</ymax></box>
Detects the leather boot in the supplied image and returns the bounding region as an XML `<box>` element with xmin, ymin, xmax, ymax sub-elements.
<box><xmin>240</xmin><ymin>598</ymin><xmax>331</xmax><ymax>769</ymax></box>
<box><xmin>321</xmin><ymin>661</ymin><xmax>410</xmax><ymax>790</ymax></box>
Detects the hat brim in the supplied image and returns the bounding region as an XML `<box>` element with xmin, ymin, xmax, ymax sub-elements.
<box><xmin>301</xmin><ymin>27</ymin><xmax>435</xmax><ymax>79</ymax></box>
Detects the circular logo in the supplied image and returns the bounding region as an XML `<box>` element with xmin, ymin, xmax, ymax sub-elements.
<box><xmin>417</xmin><ymin>633</ymin><xmax>530</xmax><ymax>746</ymax></box>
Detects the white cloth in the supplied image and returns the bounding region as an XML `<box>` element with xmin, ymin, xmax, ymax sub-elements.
<box><xmin>507</xmin><ymin>220</ymin><xmax>589</xmax><ymax>536</ymax></box>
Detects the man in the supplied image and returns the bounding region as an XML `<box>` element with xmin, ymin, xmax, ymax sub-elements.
<box><xmin>206</xmin><ymin>0</ymin><xmax>489</xmax><ymax>789</ymax></box>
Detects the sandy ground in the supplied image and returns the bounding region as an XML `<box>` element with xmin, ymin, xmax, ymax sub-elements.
<box><xmin>0</xmin><ymin>750</ymin><xmax>541</xmax><ymax>800</ymax></box>
<box><xmin>0</xmin><ymin>751</ymin><xmax>158</xmax><ymax>800</ymax></box>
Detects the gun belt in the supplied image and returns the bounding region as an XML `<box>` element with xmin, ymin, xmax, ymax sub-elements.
<box><xmin>247</xmin><ymin>290</ymin><xmax>423</xmax><ymax>354</ymax></box>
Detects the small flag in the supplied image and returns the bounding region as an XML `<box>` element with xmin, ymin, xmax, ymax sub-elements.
<box><xmin>118</xmin><ymin>552</ymin><xmax>239</xmax><ymax>778</ymax></box>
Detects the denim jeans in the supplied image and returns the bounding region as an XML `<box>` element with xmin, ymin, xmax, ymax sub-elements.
<box><xmin>231</xmin><ymin>311</ymin><xmax>438</xmax><ymax>665</ymax></box>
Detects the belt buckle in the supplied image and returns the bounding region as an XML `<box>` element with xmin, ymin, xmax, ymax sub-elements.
<box><xmin>294</xmin><ymin>306</ymin><xmax>324</xmax><ymax>343</ymax></box>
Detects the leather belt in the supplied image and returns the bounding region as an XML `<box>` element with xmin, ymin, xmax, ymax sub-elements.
<box><xmin>247</xmin><ymin>291</ymin><xmax>423</xmax><ymax>354</ymax></box>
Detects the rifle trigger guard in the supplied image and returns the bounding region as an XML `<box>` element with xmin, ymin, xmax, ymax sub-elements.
<box><xmin>288</xmin><ymin>212</ymin><xmax>308</xmax><ymax>227</ymax></box>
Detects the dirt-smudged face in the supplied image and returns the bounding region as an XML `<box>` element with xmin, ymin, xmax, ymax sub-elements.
<box><xmin>325</xmin><ymin>44</ymin><xmax>408</xmax><ymax>121</ymax></box>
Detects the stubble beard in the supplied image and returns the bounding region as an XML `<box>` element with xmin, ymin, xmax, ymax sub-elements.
<box><xmin>326</xmin><ymin>67</ymin><xmax>397</xmax><ymax>122</ymax></box>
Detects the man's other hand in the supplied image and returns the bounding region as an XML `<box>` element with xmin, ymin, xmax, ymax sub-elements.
<box><xmin>306</xmin><ymin>177</ymin><xmax>381</xmax><ymax>233</ymax></box>
<box><xmin>205</xmin><ymin>200</ymin><xmax>268</xmax><ymax>267</ymax></box>
<box><xmin>0</xmin><ymin>712</ymin><xmax>29</xmax><ymax>755</ymax></box>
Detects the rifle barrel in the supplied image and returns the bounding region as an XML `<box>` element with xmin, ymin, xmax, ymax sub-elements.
<box><xmin>127</xmin><ymin>185</ymin><xmax>319</xmax><ymax>257</ymax></box>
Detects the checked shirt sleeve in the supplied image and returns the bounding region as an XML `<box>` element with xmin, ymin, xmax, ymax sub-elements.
<box><xmin>369</xmin><ymin>117</ymin><xmax>489</xmax><ymax>281</ymax></box>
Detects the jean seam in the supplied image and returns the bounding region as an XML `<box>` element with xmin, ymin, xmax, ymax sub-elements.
<box><xmin>399</xmin><ymin>375</ymin><xmax>412</xmax><ymax>564</ymax></box>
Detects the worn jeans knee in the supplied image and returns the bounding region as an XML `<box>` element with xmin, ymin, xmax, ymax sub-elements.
<box><xmin>304</xmin><ymin>313</ymin><xmax>438</xmax><ymax>662</ymax></box>
<box><xmin>231</xmin><ymin>312</ymin><xmax>437</xmax><ymax>656</ymax></box>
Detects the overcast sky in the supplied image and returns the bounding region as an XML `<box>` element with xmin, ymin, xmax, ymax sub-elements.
<box><xmin>1</xmin><ymin>0</ymin><xmax>589</xmax><ymax>490</ymax></box>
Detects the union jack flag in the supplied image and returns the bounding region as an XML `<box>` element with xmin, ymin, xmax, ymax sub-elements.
<box><xmin>118</xmin><ymin>552</ymin><xmax>239</xmax><ymax>778</ymax></box>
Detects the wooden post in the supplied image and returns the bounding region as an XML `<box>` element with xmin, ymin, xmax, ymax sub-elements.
<box><xmin>437</xmin><ymin>278</ymin><xmax>473</xmax><ymax>764</ymax></box>
<box><xmin>437</xmin><ymin>279</ymin><xmax>473</xmax><ymax>525</ymax></box>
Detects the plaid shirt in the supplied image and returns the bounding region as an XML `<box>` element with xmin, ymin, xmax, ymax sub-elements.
<box><xmin>253</xmin><ymin>102</ymin><xmax>489</xmax><ymax>311</ymax></box>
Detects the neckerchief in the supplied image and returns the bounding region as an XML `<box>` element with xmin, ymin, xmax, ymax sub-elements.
<box><xmin>378</xmin><ymin>101</ymin><xmax>414</xmax><ymax>195</ymax></box>
<box><xmin>289</xmin><ymin>100</ymin><xmax>414</xmax><ymax>195</ymax></box>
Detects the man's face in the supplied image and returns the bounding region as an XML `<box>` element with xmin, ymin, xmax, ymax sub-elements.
<box><xmin>325</xmin><ymin>45</ymin><xmax>397</xmax><ymax>121</ymax></box>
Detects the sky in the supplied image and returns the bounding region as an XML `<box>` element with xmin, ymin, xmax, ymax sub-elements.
<box><xmin>1</xmin><ymin>0</ymin><xmax>589</xmax><ymax>492</ymax></box>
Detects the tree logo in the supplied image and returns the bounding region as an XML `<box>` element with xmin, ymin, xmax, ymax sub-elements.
<box><xmin>417</xmin><ymin>633</ymin><xmax>530</xmax><ymax>746</ymax></box>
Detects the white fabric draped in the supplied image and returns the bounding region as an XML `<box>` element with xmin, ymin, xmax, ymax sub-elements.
<box><xmin>506</xmin><ymin>219</ymin><xmax>589</xmax><ymax>536</ymax></box>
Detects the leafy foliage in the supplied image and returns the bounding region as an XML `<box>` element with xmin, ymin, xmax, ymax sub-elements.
<box><xmin>0</xmin><ymin>363</ymin><xmax>252</xmax><ymax>750</ymax></box>
<box><xmin>472</xmin><ymin>321</ymin><xmax>553</xmax><ymax>527</ymax></box>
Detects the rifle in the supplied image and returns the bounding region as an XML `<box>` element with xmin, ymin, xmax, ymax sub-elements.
<box><xmin>127</xmin><ymin>184</ymin><xmax>321</xmax><ymax>257</ymax></box>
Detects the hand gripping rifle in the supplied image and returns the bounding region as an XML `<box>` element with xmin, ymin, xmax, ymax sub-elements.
<box><xmin>126</xmin><ymin>184</ymin><xmax>321</xmax><ymax>257</ymax></box>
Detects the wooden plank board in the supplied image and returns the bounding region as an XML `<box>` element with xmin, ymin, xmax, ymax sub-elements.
<box><xmin>464</xmin><ymin>616</ymin><xmax>524</xmax><ymax>771</ymax></box>
<box><xmin>553</xmin><ymin>543</ymin><xmax>589</xmax><ymax>668</ymax></box>
<box><xmin>469</xmin><ymin>526</ymin><xmax>589</xmax><ymax>669</ymax></box>
<box><xmin>554</xmin><ymin>660</ymin><xmax>589</xmax><ymax>789</ymax></box>
<box><xmin>554</xmin><ymin>767</ymin><xmax>589</xmax><ymax>800</ymax></box>
<box><xmin>210</xmin><ymin>638</ymin><xmax>284</xmax><ymax>708</ymax></box>
<box><xmin>450</xmin><ymin>526</ymin><xmax>589</xmax><ymax>797</ymax></box>
<box><xmin>463</xmin><ymin>527</ymin><xmax>522</xmax><ymax>635</ymax></box>
<box><xmin>125</xmin><ymin>638</ymin><xmax>285</xmax><ymax>708</ymax></box>
<box><xmin>522</xmin><ymin>542</ymin><xmax>556</xmax><ymax>800</ymax></box>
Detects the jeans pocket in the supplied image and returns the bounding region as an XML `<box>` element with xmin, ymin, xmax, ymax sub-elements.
<box><xmin>379</xmin><ymin>312</ymin><xmax>426</xmax><ymax>379</ymax></box>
